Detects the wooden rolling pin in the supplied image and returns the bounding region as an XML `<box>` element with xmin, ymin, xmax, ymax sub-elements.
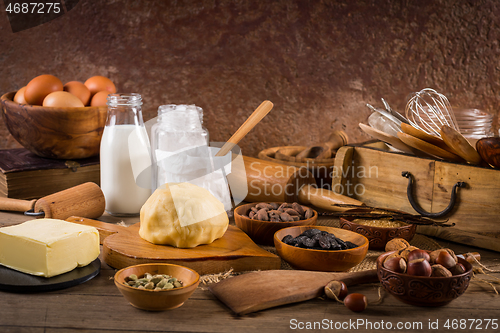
<box><xmin>0</xmin><ymin>182</ymin><xmax>105</xmax><ymax>220</ymax></box>
<box><xmin>228</xmin><ymin>156</ymin><xmax>363</xmax><ymax>211</ymax></box>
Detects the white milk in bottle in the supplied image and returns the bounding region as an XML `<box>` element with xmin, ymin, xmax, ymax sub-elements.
<box><xmin>100</xmin><ymin>94</ymin><xmax>151</xmax><ymax>216</ymax></box>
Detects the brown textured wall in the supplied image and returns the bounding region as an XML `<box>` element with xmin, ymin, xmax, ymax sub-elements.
<box><xmin>1</xmin><ymin>0</ymin><xmax>499</xmax><ymax>157</ymax></box>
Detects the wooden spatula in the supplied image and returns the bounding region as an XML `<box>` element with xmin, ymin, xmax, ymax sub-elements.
<box><xmin>209</xmin><ymin>269</ymin><xmax>378</xmax><ymax>315</ymax></box>
<box><xmin>440</xmin><ymin>125</ymin><xmax>483</xmax><ymax>165</ymax></box>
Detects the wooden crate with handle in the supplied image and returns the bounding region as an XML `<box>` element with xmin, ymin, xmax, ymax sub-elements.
<box><xmin>332</xmin><ymin>145</ymin><xmax>500</xmax><ymax>252</ymax></box>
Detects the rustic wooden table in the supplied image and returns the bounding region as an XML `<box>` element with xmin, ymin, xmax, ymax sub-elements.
<box><xmin>1</xmin><ymin>211</ymin><xmax>499</xmax><ymax>333</ymax></box>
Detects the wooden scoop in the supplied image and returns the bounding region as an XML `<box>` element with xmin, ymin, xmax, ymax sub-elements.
<box><xmin>295</xmin><ymin>131</ymin><xmax>348</xmax><ymax>160</ymax></box>
<box><xmin>0</xmin><ymin>182</ymin><xmax>105</xmax><ymax>220</ymax></box>
<box><xmin>216</xmin><ymin>100</ymin><xmax>273</xmax><ymax>157</ymax></box>
<box><xmin>440</xmin><ymin>125</ymin><xmax>483</xmax><ymax>165</ymax></box>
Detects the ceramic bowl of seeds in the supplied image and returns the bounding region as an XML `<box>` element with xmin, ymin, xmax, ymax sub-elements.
<box><xmin>339</xmin><ymin>208</ymin><xmax>416</xmax><ymax>251</ymax></box>
<box><xmin>234</xmin><ymin>202</ymin><xmax>317</xmax><ymax>246</ymax></box>
<box><xmin>114</xmin><ymin>263</ymin><xmax>200</xmax><ymax>311</ymax></box>
<box><xmin>274</xmin><ymin>226</ymin><xmax>369</xmax><ymax>271</ymax></box>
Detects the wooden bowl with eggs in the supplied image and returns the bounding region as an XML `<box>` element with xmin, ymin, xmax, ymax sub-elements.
<box><xmin>1</xmin><ymin>91</ymin><xmax>107</xmax><ymax>159</ymax></box>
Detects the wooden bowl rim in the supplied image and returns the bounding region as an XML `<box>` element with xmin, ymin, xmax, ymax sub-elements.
<box><xmin>377</xmin><ymin>251</ymin><xmax>473</xmax><ymax>279</ymax></box>
<box><xmin>340</xmin><ymin>208</ymin><xmax>417</xmax><ymax>232</ymax></box>
<box><xmin>274</xmin><ymin>225</ymin><xmax>369</xmax><ymax>254</ymax></box>
<box><xmin>339</xmin><ymin>216</ymin><xmax>416</xmax><ymax>232</ymax></box>
<box><xmin>234</xmin><ymin>202</ymin><xmax>318</xmax><ymax>226</ymax></box>
<box><xmin>114</xmin><ymin>263</ymin><xmax>200</xmax><ymax>293</ymax></box>
<box><xmin>258</xmin><ymin>146</ymin><xmax>336</xmax><ymax>165</ymax></box>
<box><xmin>1</xmin><ymin>91</ymin><xmax>107</xmax><ymax>112</ymax></box>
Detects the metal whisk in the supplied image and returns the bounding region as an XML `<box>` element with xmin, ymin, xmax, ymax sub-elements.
<box><xmin>405</xmin><ymin>88</ymin><xmax>460</xmax><ymax>137</ymax></box>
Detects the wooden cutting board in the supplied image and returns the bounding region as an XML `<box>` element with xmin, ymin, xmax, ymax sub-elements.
<box><xmin>209</xmin><ymin>269</ymin><xmax>379</xmax><ymax>315</ymax></box>
<box><xmin>66</xmin><ymin>217</ymin><xmax>281</xmax><ymax>275</ymax></box>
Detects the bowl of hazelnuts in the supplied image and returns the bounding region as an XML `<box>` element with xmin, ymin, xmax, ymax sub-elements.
<box><xmin>376</xmin><ymin>238</ymin><xmax>473</xmax><ymax>307</ymax></box>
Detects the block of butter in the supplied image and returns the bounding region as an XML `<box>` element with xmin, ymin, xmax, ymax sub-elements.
<box><xmin>0</xmin><ymin>219</ymin><xmax>100</xmax><ymax>278</ymax></box>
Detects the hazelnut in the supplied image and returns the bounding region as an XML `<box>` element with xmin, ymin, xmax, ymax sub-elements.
<box><xmin>383</xmin><ymin>256</ymin><xmax>407</xmax><ymax>273</ymax></box>
<box><xmin>435</xmin><ymin>250</ymin><xmax>457</xmax><ymax>270</ymax></box>
<box><xmin>407</xmin><ymin>258</ymin><xmax>432</xmax><ymax>277</ymax></box>
<box><xmin>399</xmin><ymin>246</ymin><xmax>419</xmax><ymax>260</ymax></box>
<box><xmin>451</xmin><ymin>263</ymin><xmax>467</xmax><ymax>275</ymax></box>
<box><xmin>324</xmin><ymin>280</ymin><xmax>348</xmax><ymax>300</ymax></box>
<box><xmin>429</xmin><ymin>249</ymin><xmax>457</xmax><ymax>265</ymax></box>
<box><xmin>383</xmin><ymin>252</ymin><xmax>402</xmax><ymax>263</ymax></box>
<box><xmin>407</xmin><ymin>249</ymin><xmax>431</xmax><ymax>263</ymax></box>
<box><xmin>385</xmin><ymin>238</ymin><xmax>410</xmax><ymax>252</ymax></box>
<box><xmin>431</xmin><ymin>264</ymin><xmax>452</xmax><ymax>277</ymax></box>
<box><xmin>344</xmin><ymin>293</ymin><xmax>367</xmax><ymax>312</ymax></box>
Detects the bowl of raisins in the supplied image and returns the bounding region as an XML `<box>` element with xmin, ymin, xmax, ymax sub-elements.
<box><xmin>274</xmin><ymin>226</ymin><xmax>369</xmax><ymax>271</ymax></box>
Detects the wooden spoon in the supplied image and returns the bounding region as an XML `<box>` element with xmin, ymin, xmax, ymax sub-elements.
<box><xmin>215</xmin><ymin>100</ymin><xmax>273</xmax><ymax>157</ymax></box>
<box><xmin>401</xmin><ymin>123</ymin><xmax>456</xmax><ymax>154</ymax></box>
<box><xmin>359</xmin><ymin>123</ymin><xmax>413</xmax><ymax>154</ymax></box>
<box><xmin>440</xmin><ymin>125</ymin><xmax>483</xmax><ymax>165</ymax></box>
<box><xmin>397</xmin><ymin>132</ymin><xmax>464</xmax><ymax>163</ymax></box>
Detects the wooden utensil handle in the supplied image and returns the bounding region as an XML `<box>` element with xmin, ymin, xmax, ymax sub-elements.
<box><xmin>325</xmin><ymin>130</ymin><xmax>349</xmax><ymax>151</ymax></box>
<box><xmin>457</xmin><ymin>252</ymin><xmax>481</xmax><ymax>264</ymax></box>
<box><xmin>298</xmin><ymin>185</ymin><xmax>364</xmax><ymax>212</ymax></box>
<box><xmin>66</xmin><ymin>216</ymin><xmax>128</xmax><ymax>244</ymax></box>
<box><xmin>216</xmin><ymin>100</ymin><xmax>273</xmax><ymax>157</ymax></box>
<box><xmin>0</xmin><ymin>197</ymin><xmax>36</xmax><ymax>213</ymax></box>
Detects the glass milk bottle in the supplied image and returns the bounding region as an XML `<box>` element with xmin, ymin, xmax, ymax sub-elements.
<box><xmin>151</xmin><ymin>105</ymin><xmax>208</xmax><ymax>191</ymax></box>
<box><xmin>100</xmin><ymin>93</ymin><xmax>152</xmax><ymax>216</ymax></box>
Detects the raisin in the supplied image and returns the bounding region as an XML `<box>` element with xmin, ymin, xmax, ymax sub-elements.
<box><xmin>302</xmin><ymin>237</ymin><xmax>316</xmax><ymax>248</ymax></box>
<box><xmin>318</xmin><ymin>235</ymin><xmax>331</xmax><ymax>249</ymax></box>
<box><xmin>345</xmin><ymin>241</ymin><xmax>359</xmax><ymax>249</ymax></box>
<box><xmin>301</xmin><ymin>229</ymin><xmax>322</xmax><ymax>238</ymax></box>
<box><xmin>282</xmin><ymin>235</ymin><xmax>294</xmax><ymax>244</ymax></box>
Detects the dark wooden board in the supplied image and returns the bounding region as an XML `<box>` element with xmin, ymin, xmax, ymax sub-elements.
<box><xmin>0</xmin><ymin>258</ymin><xmax>100</xmax><ymax>293</ymax></box>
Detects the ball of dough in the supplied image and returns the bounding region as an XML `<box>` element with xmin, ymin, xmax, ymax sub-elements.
<box><xmin>139</xmin><ymin>183</ymin><xmax>229</xmax><ymax>248</ymax></box>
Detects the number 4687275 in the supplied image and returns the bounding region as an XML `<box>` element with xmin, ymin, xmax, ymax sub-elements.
<box><xmin>6</xmin><ymin>2</ymin><xmax>61</xmax><ymax>14</ymax></box>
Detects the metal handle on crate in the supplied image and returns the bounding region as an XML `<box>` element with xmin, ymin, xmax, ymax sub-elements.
<box><xmin>402</xmin><ymin>171</ymin><xmax>466</xmax><ymax>218</ymax></box>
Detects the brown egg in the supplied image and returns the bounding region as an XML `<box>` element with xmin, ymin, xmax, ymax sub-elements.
<box><xmin>90</xmin><ymin>90</ymin><xmax>111</xmax><ymax>107</ymax></box>
<box><xmin>25</xmin><ymin>74</ymin><xmax>63</xmax><ymax>105</ymax></box>
<box><xmin>43</xmin><ymin>91</ymin><xmax>85</xmax><ymax>108</ymax></box>
<box><xmin>13</xmin><ymin>86</ymin><xmax>28</xmax><ymax>104</ymax></box>
<box><xmin>63</xmin><ymin>81</ymin><xmax>91</xmax><ymax>106</ymax></box>
<box><xmin>84</xmin><ymin>76</ymin><xmax>116</xmax><ymax>97</ymax></box>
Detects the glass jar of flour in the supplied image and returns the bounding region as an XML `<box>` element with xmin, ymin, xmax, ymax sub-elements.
<box><xmin>151</xmin><ymin>104</ymin><xmax>209</xmax><ymax>191</ymax></box>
